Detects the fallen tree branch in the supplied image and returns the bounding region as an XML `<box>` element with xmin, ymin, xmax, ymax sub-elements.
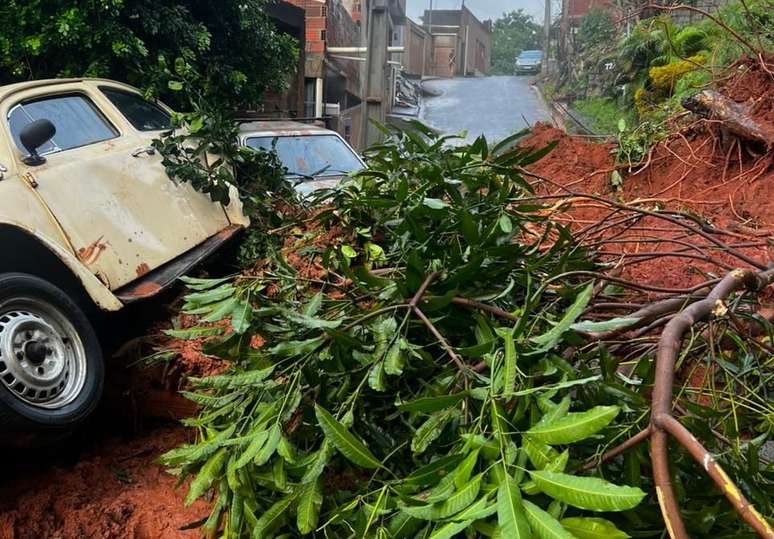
<box><xmin>650</xmin><ymin>267</ymin><xmax>774</xmax><ymax>539</ymax></box>
<box><xmin>683</xmin><ymin>90</ymin><xmax>774</xmax><ymax>148</ymax></box>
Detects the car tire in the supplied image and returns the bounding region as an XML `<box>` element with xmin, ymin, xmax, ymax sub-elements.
<box><xmin>0</xmin><ymin>273</ymin><xmax>104</xmax><ymax>434</ymax></box>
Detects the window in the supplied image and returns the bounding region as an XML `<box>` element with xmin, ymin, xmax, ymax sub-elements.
<box><xmin>8</xmin><ymin>94</ymin><xmax>117</xmax><ymax>155</ymax></box>
<box><xmin>245</xmin><ymin>134</ymin><xmax>363</xmax><ymax>180</ymax></box>
<box><xmin>101</xmin><ymin>87</ymin><xmax>171</xmax><ymax>131</ymax></box>
<box><xmin>321</xmin><ymin>29</ymin><xmax>327</xmax><ymax>42</ymax></box>
<box><xmin>304</xmin><ymin>79</ymin><xmax>317</xmax><ymax>118</ymax></box>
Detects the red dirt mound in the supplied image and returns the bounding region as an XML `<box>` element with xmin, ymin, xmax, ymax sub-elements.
<box><xmin>523</xmin><ymin>58</ymin><xmax>773</xmax><ymax>292</ymax></box>
<box><xmin>0</xmin><ymin>427</ymin><xmax>208</xmax><ymax>539</ymax></box>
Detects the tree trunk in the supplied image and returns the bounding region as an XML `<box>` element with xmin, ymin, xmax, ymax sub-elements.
<box><xmin>682</xmin><ymin>90</ymin><xmax>774</xmax><ymax>148</ymax></box>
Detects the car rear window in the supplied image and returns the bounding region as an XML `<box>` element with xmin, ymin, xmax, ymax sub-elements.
<box><xmin>8</xmin><ymin>94</ymin><xmax>117</xmax><ymax>155</ymax></box>
<box><xmin>100</xmin><ymin>87</ymin><xmax>171</xmax><ymax>131</ymax></box>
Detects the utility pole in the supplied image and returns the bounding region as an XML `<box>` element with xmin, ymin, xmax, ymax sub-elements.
<box><xmin>559</xmin><ymin>0</ymin><xmax>570</xmax><ymax>71</ymax></box>
<box><xmin>544</xmin><ymin>0</ymin><xmax>551</xmax><ymax>74</ymax></box>
<box><xmin>427</xmin><ymin>0</ymin><xmax>434</xmax><ymax>77</ymax></box>
<box><xmin>362</xmin><ymin>0</ymin><xmax>389</xmax><ymax>147</ymax></box>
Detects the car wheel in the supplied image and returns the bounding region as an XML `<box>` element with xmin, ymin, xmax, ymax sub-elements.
<box><xmin>0</xmin><ymin>273</ymin><xmax>103</xmax><ymax>433</ymax></box>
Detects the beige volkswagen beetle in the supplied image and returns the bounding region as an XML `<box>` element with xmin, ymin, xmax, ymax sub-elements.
<box><xmin>0</xmin><ymin>78</ymin><xmax>248</xmax><ymax>433</ymax></box>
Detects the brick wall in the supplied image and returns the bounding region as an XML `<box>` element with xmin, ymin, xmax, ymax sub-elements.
<box><xmin>287</xmin><ymin>0</ymin><xmax>327</xmax><ymax>53</ymax></box>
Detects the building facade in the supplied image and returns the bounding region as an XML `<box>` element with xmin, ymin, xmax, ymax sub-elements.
<box><xmin>419</xmin><ymin>6</ymin><xmax>492</xmax><ymax>78</ymax></box>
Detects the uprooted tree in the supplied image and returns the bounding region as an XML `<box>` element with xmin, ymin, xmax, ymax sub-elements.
<box><xmin>153</xmin><ymin>122</ymin><xmax>774</xmax><ymax>538</ymax></box>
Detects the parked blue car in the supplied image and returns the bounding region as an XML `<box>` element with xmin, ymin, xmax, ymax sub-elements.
<box><xmin>515</xmin><ymin>50</ymin><xmax>544</xmax><ymax>74</ymax></box>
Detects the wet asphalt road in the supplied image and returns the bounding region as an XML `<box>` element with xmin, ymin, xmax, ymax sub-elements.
<box><xmin>420</xmin><ymin>76</ymin><xmax>552</xmax><ymax>144</ymax></box>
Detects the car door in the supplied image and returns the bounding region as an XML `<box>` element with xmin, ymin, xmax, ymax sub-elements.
<box><xmin>5</xmin><ymin>85</ymin><xmax>231</xmax><ymax>290</ymax></box>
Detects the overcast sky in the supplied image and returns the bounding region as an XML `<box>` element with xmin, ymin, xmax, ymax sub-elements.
<box><xmin>406</xmin><ymin>0</ymin><xmax>545</xmax><ymax>25</ymax></box>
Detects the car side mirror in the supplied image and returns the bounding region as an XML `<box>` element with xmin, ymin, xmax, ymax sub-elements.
<box><xmin>20</xmin><ymin>119</ymin><xmax>56</xmax><ymax>166</ymax></box>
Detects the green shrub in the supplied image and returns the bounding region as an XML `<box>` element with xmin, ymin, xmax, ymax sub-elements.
<box><xmin>573</xmin><ymin>97</ymin><xmax>631</xmax><ymax>135</ymax></box>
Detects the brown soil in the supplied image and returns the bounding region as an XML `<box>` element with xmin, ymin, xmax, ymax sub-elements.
<box><xmin>523</xmin><ymin>57</ymin><xmax>773</xmax><ymax>294</ymax></box>
<box><xmin>0</xmin><ymin>426</ymin><xmax>208</xmax><ymax>539</ymax></box>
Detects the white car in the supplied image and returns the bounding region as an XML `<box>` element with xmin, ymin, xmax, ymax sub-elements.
<box><xmin>0</xmin><ymin>78</ymin><xmax>247</xmax><ymax>434</ymax></box>
<box><xmin>239</xmin><ymin>121</ymin><xmax>365</xmax><ymax>195</ymax></box>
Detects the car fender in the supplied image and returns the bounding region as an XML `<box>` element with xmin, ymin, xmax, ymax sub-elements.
<box><xmin>0</xmin><ymin>219</ymin><xmax>124</xmax><ymax>312</ymax></box>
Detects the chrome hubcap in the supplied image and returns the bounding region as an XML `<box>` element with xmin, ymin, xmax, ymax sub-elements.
<box><xmin>0</xmin><ymin>300</ymin><xmax>86</xmax><ymax>409</ymax></box>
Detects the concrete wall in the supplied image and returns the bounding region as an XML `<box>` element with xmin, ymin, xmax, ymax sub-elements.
<box><xmin>403</xmin><ymin>18</ymin><xmax>431</xmax><ymax>77</ymax></box>
<box><xmin>459</xmin><ymin>7</ymin><xmax>491</xmax><ymax>76</ymax></box>
<box><xmin>419</xmin><ymin>7</ymin><xmax>491</xmax><ymax>77</ymax></box>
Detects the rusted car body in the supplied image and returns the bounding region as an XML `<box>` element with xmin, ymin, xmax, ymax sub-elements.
<box><xmin>0</xmin><ymin>79</ymin><xmax>247</xmax><ymax>310</ymax></box>
<box><xmin>0</xmin><ymin>78</ymin><xmax>246</xmax><ymax>431</ymax></box>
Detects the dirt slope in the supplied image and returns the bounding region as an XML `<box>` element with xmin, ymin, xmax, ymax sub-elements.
<box><xmin>0</xmin><ymin>426</ymin><xmax>208</xmax><ymax>539</ymax></box>
<box><xmin>523</xmin><ymin>58</ymin><xmax>773</xmax><ymax>292</ymax></box>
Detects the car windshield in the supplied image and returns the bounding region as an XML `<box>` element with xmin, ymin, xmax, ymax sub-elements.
<box><xmin>519</xmin><ymin>51</ymin><xmax>542</xmax><ymax>60</ymax></box>
<box><xmin>245</xmin><ymin>134</ymin><xmax>364</xmax><ymax>179</ymax></box>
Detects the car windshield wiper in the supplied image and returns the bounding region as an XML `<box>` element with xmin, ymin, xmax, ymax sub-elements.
<box><xmin>286</xmin><ymin>170</ymin><xmax>315</xmax><ymax>181</ymax></box>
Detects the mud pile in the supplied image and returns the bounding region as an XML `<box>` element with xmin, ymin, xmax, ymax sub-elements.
<box><xmin>0</xmin><ymin>427</ymin><xmax>208</xmax><ymax>539</ymax></box>
<box><xmin>523</xmin><ymin>58</ymin><xmax>773</xmax><ymax>292</ymax></box>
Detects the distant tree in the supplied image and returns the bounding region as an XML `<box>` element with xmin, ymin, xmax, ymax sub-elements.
<box><xmin>577</xmin><ymin>8</ymin><xmax>618</xmax><ymax>51</ymax></box>
<box><xmin>490</xmin><ymin>10</ymin><xmax>543</xmax><ymax>75</ymax></box>
<box><xmin>0</xmin><ymin>0</ymin><xmax>298</xmax><ymax>109</ymax></box>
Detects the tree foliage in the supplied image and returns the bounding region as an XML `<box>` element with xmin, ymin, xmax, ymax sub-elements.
<box><xmin>0</xmin><ymin>0</ymin><xmax>297</xmax><ymax>108</ymax></box>
<box><xmin>577</xmin><ymin>8</ymin><xmax>617</xmax><ymax>52</ymax></box>
<box><xmin>490</xmin><ymin>10</ymin><xmax>543</xmax><ymax>75</ymax></box>
<box><xmin>153</xmin><ymin>125</ymin><xmax>666</xmax><ymax>537</ymax></box>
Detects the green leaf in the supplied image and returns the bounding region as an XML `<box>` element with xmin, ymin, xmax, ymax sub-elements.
<box><xmin>230</xmin><ymin>300</ymin><xmax>253</xmax><ymax>333</ymax></box>
<box><xmin>160</xmin><ymin>424</ymin><xmax>236</xmax><ymax>466</ymax></box>
<box><xmin>428</xmin><ymin>519</ymin><xmax>475</xmax><ymax>539</ymax></box>
<box><xmin>179</xmin><ymin>276</ymin><xmax>232</xmax><ymax>291</ymax></box>
<box><xmin>270</xmin><ymin>336</ymin><xmax>325</xmax><ymax>358</ymax></box>
<box><xmin>183</xmin><ymin>285</ymin><xmax>236</xmax><ymax>306</ymax></box>
<box><xmin>301</xmin><ymin>439</ymin><xmax>335</xmax><ymax>483</ymax></box>
<box><xmin>252</xmin><ymin>493</ymin><xmax>296</xmax><ymax>539</ymax></box>
<box><xmin>524</xmin><ymin>436</ymin><xmax>562</xmax><ymax>470</ymax></box>
<box><xmin>524</xmin><ymin>499</ymin><xmax>576</xmax><ymax>539</ymax></box>
<box><xmin>285</xmin><ymin>310</ymin><xmax>343</xmax><ymax>329</ymax></box>
<box><xmin>168</xmin><ymin>80</ymin><xmax>183</xmax><ymax>91</ymax></box>
<box><xmin>315</xmin><ymin>405</ymin><xmax>381</xmax><ymax>469</ymax></box>
<box><xmin>398</xmin><ymin>393</ymin><xmax>466</xmax><ymax>413</ymax></box>
<box><xmin>497</xmin><ymin>477</ymin><xmax>531</xmax><ymax>538</ymax></box>
<box><xmin>235</xmin><ymin>429</ymin><xmax>271</xmax><ymax>469</ymax></box>
<box><xmin>412</xmin><ymin>410</ymin><xmax>456</xmax><ymax>455</ymax></box>
<box><xmin>189</xmin><ymin>366</ymin><xmax>275</xmax><ymax>390</ymax></box>
<box><xmin>402</xmin><ymin>473</ymin><xmax>483</xmax><ymax>521</ymax></box>
<box><xmin>297</xmin><ymin>479</ymin><xmax>323</xmax><ymax>534</ymax></box>
<box><xmin>368</xmin><ymin>361</ymin><xmax>387</xmax><ymax>391</ymax></box>
<box><xmin>453</xmin><ymin>450</ymin><xmax>479</xmax><ymax>489</ymax></box>
<box><xmin>163</xmin><ymin>326</ymin><xmax>224</xmax><ymax>340</ymax></box>
<box><xmin>560</xmin><ymin>517</ymin><xmax>630</xmax><ymax>539</ymax></box>
<box><xmin>304</xmin><ymin>292</ymin><xmax>324</xmax><ymax>316</ymax></box>
<box><xmin>342</xmin><ymin>245</ymin><xmax>358</xmax><ymax>258</ymax></box>
<box><xmin>185</xmin><ymin>448</ymin><xmax>227</xmax><ymax>506</ymax></box>
<box><xmin>384</xmin><ymin>341</ymin><xmax>406</xmax><ymax>376</ymax></box>
<box><xmin>508</xmin><ymin>376</ymin><xmax>601</xmax><ymax>398</ymax></box>
<box><xmin>529</xmin><ymin>471</ymin><xmax>646</xmax><ymax>512</ymax></box>
<box><xmin>570</xmin><ymin>317</ymin><xmax>640</xmax><ymax>333</ymax></box>
<box><xmin>527</xmin><ymin>406</ymin><xmax>620</xmax><ymax>445</ymax></box>
<box><xmin>451</xmin><ymin>495</ymin><xmax>497</xmax><ymax>521</ymax></box>
<box><xmin>530</xmin><ymin>283</ymin><xmax>593</xmax><ymax>352</ymax></box>
<box><xmin>496</xmin><ymin>326</ymin><xmax>517</xmax><ymax>395</ymax></box>
<box><xmin>403</xmin><ymin>454</ymin><xmax>464</xmax><ymax>486</ymax></box>
<box><xmin>499</xmin><ymin>214</ymin><xmax>513</xmax><ymax>234</ymax></box>
<box><xmin>253</xmin><ymin>424</ymin><xmax>281</xmax><ymax>467</ymax></box>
